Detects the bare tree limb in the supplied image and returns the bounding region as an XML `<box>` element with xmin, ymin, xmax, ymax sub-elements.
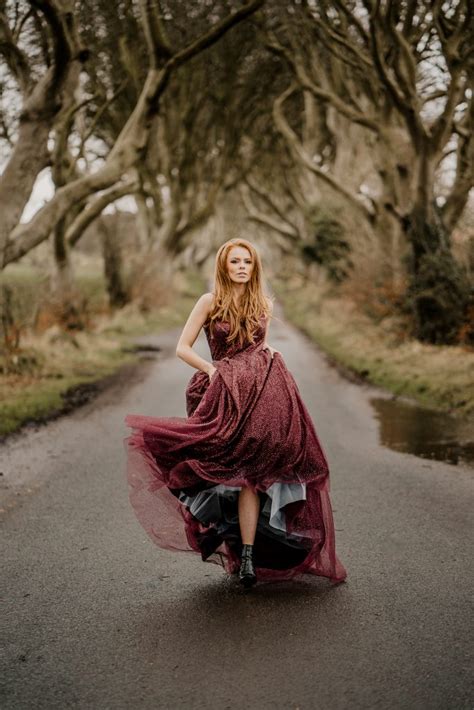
<box><xmin>66</xmin><ymin>178</ymin><xmax>140</xmax><ymax>246</ymax></box>
<box><xmin>140</xmin><ymin>0</ymin><xmax>173</xmax><ymax>65</ymax></box>
<box><xmin>430</xmin><ymin>73</ymin><xmax>466</xmax><ymax>151</ymax></box>
<box><xmin>264</xmin><ymin>30</ymin><xmax>380</xmax><ymax>133</ymax></box>
<box><xmin>441</xmin><ymin>97</ymin><xmax>474</xmax><ymax>230</ymax></box>
<box><xmin>273</xmin><ymin>84</ymin><xmax>375</xmax><ymax>221</ymax></box>
<box><xmin>71</xmin><ymin>79</ymin><xmax>129</xmax><ymax>172</ymax></box>
<box><xmin>332</xmin><ymin>0</ymin><xmax>369</xmax><ymax>47</ymax></box>
<box><xmin>365</xmin><ymin>3</ymin><xmax>426</xmax><ymax>142</ymax></box>
<box><xmin>240</xmin><ymin>183</ymin><xmax>300</xmax><ymax>239</ymax></box>
<box><xmin>28</xmin><ymin>0</ymin><xmax>78</xmax><ymax>95</ymax></box>
<box><xmin>245</xmin><ymin>175</ymin><xmax>300</xmax><ymax>235</ymax></box>
<box><xmin>0</xmin><ymin>11</ymin><xmax>31</xmax><ymax>93</ymax></box>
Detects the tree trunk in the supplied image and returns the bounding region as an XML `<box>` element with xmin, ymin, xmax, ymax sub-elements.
<box><xmin>405</xmin><ymin>200</ymin><xmax>470</xmax><ymax>344</ymax></box>
<box><xmin>99</xmin><ymin>220</ymin><xmax>129</xmax><ymax>308</ymax></box>
<box><xmin>0</xmin><ymin>118</ymin><xmax>50</xmax><ymax>266</ymax></box>
<box><xmin>134</xmin><ymin>192</ymin><xmax>155</xmax><ymax>249</ymax></box>
<box><xmin>52</xmin><ymin>217</ymin><xmax>74</xmax><ymax>294</ymax></box>
<box><xmin>48</xmin><ymin>216</ymin><xmax>89</xmax><ymax>330</ymax></box>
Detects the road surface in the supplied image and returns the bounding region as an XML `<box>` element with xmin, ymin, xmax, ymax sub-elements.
<box><xmin>1</xmin><ymin>303</ymin><xmax>473</xmax><ymax>709</ymax></box>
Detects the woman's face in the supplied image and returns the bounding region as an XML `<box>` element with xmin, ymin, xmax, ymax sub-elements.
<box><xmin>226</xmin><ymin>246</ymin><xmax>253</xmax><ymax>285</ymax></box>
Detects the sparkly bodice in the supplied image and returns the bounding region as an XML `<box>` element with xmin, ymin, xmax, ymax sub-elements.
<box><xmin>203</xmin><ymin>315</ymin><xmax>267</xmax><ymax>361</ymax></box>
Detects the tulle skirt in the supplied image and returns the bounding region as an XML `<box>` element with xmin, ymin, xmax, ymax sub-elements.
<box><xmin>124</xmin><ymin>418</ymin><xmax>347</xmax><ymax>584</ymax></box>
<box><xmin>125</xmin><ymin>348</ymin><xmax>346</xmax><ymax>583</ymax></box>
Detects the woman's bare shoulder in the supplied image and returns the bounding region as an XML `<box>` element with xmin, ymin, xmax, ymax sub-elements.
<box><xmin>202</xmin><ymin>292</ymin><xmax>215</xmax><ymax>306</ymax></box>
<box><xmin>199</xmin><ymin>292</ymin><xmax>215</xmax><ymax>317</ymax></box>
<box><xmin>194</xmin><ymin>292</ymin><xmax>213</xmax><ymax>304</ymax></box>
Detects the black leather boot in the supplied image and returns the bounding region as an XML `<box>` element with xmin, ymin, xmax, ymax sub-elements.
<box><xmin>239</xmin><ymin>543</ymin><xmax>257</xmax><ymax>588</ymax></box>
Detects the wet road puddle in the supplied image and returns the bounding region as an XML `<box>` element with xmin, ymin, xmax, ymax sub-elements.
<box><xmin>369</xmin><ymin>396</ymin><xmax>474</xmax><ymax>469</ymax></box>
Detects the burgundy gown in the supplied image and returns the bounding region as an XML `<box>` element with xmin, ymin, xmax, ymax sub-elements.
<box><xmin>124</xmin><ymin>314</ymin><xmax>347</xmax><ymax>584</ymax></box>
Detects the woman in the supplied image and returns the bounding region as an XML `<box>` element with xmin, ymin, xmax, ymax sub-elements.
<box><xmin>124</xmin><ymin>238</ymin><xmax>347</xmax><ymax>588</ymax></box>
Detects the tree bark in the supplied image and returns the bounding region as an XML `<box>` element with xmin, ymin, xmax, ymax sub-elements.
<box><xmin>98</xmin><ymin>219</ymin><xmax>129</xmax><ymax>308</ymax></box>
<box><xmin>0</xmin><ymin>118</ymin><xmax>51</xmax><ymax>266</ymax></box>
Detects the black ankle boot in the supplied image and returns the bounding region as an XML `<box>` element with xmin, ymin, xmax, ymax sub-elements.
<box><xmin>239</xmin><ymin>543</ymin><xmax>257</xmax><ymax>588</ymax></box>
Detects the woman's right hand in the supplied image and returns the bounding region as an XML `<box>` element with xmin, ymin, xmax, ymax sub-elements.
<box><xmin>207</xmin><ymin>365</ymin><xmax>217</xmax><ymax>382</ymax></box>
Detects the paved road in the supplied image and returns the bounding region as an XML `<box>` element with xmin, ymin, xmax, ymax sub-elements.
<box><xmin>1</xmin><ymin>303</ymin><xmax>473</xmax><ymax>709</ymax></box>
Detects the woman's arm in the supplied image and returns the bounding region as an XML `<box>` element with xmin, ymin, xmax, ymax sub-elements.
<box><xmin>176</xmin><ymin>293</ymin><xmax>215</xmax><ymax>376</ymax></box>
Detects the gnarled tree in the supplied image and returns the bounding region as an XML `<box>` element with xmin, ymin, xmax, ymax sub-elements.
<box><xmin>0</xmin><ymin>0</ymin><xmax>88</xmax><ymax>268</ymax></box>
<box><xmin>261</xmin><ymin>0</ymin><xmax>474</xmax><ymax>343</ymax></box>
<box><xmin>0</xmin><ymin>0</ymin><xmax>265</xmax><ymax>267</ymax></box>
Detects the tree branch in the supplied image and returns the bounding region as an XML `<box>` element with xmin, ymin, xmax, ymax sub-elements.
<box><xmin>273</xmin><ymin>84</ymin><xmax>375</xmax><ymax>222</ymax></box>
<box><xmin>140</xmin><ymin>0</ymin><xmax>173</xmax><ymax>65</ymax></box>
<box><xmin>66</xmin><ymin>179</ymin><xmax>140</xmax><ymax>246</ymax></box>
<box><xmin>0</xmin><ymin>11</ymin><xmax>31</xmax><ymax>93</ymax></box>
<box><xmin>313</xmin><ymin>15</ymin><xmax>372</xmax><ymax>71</ymax></box>
<box><xmin>28</xmin><ymin>0</ymin><xmax>75</xmax><ymax>93</ymax></box>
<box><xmin>366</xmin><ymin>4</ymin><xmax>426</xmax><ymax>142</ymax></box>
<box><xmin>71</xmin><ymin>79</ymin><xmax>128</xmax><ymax>172</ymax></box>
<box><xmin>332</xmin><ymin>0</ymin><xmax>370</xmax><ymax>47</ymax></box>
<box><xmin>245</xmin><ymin>175</ymin><xmax>300</xmax><ymax>235</ymax></box>
<box><xmin>441</xmin><ymin>98</ymin><xmax>474</xmax><ymax>230</ymax></box>
<box><xmin>165</xmin><ymin>0</ymin><xmax>265</xmax><ymax>76</ymax></box>
<box><xmin>430</xmin><ymin>73</ymin><xmax>466</xmax><ymax>151</ymax></box>
<box><xmin>383</xmin><ymin>9</ymin><xmax>418</xmax><ymax>104</ymax></box>
<box><xmin>240</xmin><ymin>184</ymin><xmax>300</xmax><ymax>239</ymax></box>
<box><xmin>264</xmin><ymin>30</ymin><xmax>380</xmax><ymax>133</ymax></box>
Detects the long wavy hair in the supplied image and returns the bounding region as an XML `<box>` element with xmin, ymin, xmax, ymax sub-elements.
<box><xmin>206</xmin><ymin>239</ymin><xmax>274</xmax><ymax>347</ymax></box>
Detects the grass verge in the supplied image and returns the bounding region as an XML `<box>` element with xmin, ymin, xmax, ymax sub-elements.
<box><xmin>0</xmin><ymin>269</ymin><xmax>205</xmax><ymax>438</ymax></box>
<box><xmin>273</xmin><ymin>276</ymin><xmax>474</xmax><ymax>419</ymax></box>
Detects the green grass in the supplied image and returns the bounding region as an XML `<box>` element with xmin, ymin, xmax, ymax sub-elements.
<box><xmin>273</xmin><ymin>276</ymin><xmax>474</xmax><ymax>418</ymax></box>
<box><xmin>0</xmin><ymin>266</ymin><xmax>206</xmax><ymax>437</ymax></box>
<box><xmin>0</xmin><ymin>373</ymin><xmax>112</xmax><ymax>436</ymax></box>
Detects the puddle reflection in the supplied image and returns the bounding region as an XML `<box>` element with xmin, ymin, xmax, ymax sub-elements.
<box><xmin>369</xmin><ymin>397</ymin><xmax>474</xmax><ymax>469</ymax></box>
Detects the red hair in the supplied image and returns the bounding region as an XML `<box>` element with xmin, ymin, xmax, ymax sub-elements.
<box><xmin>206</xmin><ymin>238</ymin><xmax>274</xmax><ymax>347</ymax></box>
